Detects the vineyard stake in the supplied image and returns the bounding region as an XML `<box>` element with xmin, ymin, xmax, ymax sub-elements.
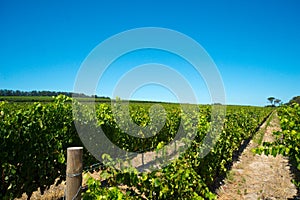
<box><xmin>66</xmin><ymin>147</ymin><xmax>83</xmax><ymax>200</ymax></box>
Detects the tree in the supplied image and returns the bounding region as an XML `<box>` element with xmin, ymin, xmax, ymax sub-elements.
<box><xmin>288</xmin><ymin>96</ymin><xmax>300</xmax><ymax>105</ymax></box>
<box><xmin>267</xmin><ymin>97</ymin><xmax>276</xmax><ymax>106</ymax></box>
<box><xmin>274</xmin><ymin>99</ymin><xmax>282</xmax><ymax>106</ymax></box>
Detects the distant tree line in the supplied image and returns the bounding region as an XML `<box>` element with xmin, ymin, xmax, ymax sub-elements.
<box><xmin>288</xmin><ymin>96</ymin><xmax>300</xmax><ymax>105</ymax></box>
<box><xmin>0</xmin><ymin>89</ymin><xmax>109</xmax><ymax>99</ymax></box>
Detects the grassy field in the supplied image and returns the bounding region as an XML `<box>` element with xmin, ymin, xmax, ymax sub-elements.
<box><xmin>0</xmin><ymin>96</ymin><xmax>184</xmax><ymax>106</ymax></box>
<box><xmin>0</xmin><ymin>96</ymin><xmax>111</xmax><ymax>103</ymax></box>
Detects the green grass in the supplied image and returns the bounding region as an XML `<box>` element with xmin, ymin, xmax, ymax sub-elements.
<box><xmin>0</xmin><ymin>96</ymin><xmax>184</xmax><ymax>105</ymax></box>
<box><xmin>253</xmin><ymin>110</ymin><xmax>275</xmax><ymax>145</ymax></box>
<box><xmin>0</xmin><ymin>96</ymin><xmax>54</xmax><ymax>102</ymax></box>
<box><xmin>0</xmin><ymin>96</ymin><xmax>111</xmax><ymax>103</ymax></box>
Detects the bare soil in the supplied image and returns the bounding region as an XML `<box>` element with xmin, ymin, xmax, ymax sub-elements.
<box><xmin>217</xmin><ymin>112</ymin><xmax>298</xmax><ymax>200</ymax></box>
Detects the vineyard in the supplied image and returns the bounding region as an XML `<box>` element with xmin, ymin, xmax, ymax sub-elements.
<box><xmin>2</xmin><ymin>95</ymin><xmax>294</xmax><ymax>199</ymax></box>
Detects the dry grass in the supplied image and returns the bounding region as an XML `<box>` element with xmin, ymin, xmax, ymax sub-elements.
<box><xmin>15</xmin><ymin>180</ymin><xmax>65</xmax><ymax>200</ymax></box>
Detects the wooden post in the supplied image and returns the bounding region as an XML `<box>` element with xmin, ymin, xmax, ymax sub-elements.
<box><xmin>66</xmin><ymin>147</ymin><xmax>83</xmax><ymax>200</ymax></box>
<box><xmin>142</xmin><ymin>152</ymin><xmax>144</xmax><ymax>166</ymax></box>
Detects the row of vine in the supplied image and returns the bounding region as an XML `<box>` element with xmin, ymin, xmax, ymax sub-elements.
<box><xmin>0</xmin><ymin>95</ymin><xmax>273</xmax><ymax>199</ymax></box>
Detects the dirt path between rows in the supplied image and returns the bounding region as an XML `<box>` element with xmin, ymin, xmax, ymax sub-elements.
<box><xmin>217</xmin><ymin>112</ymin><xmax>298</xmax><ymax>200</ymax></box>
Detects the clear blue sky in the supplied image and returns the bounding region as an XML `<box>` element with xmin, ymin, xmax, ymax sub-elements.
<box><xmin>1</xmin><ymin>0</ymin><xmax>299</xmax><ymax>106</ymax></box>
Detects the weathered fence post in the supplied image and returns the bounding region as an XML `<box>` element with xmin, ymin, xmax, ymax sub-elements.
<box><xmin>66</xmin><ymin>147</ymin><xmax>83</xmax><ymax>200</ymax></box>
